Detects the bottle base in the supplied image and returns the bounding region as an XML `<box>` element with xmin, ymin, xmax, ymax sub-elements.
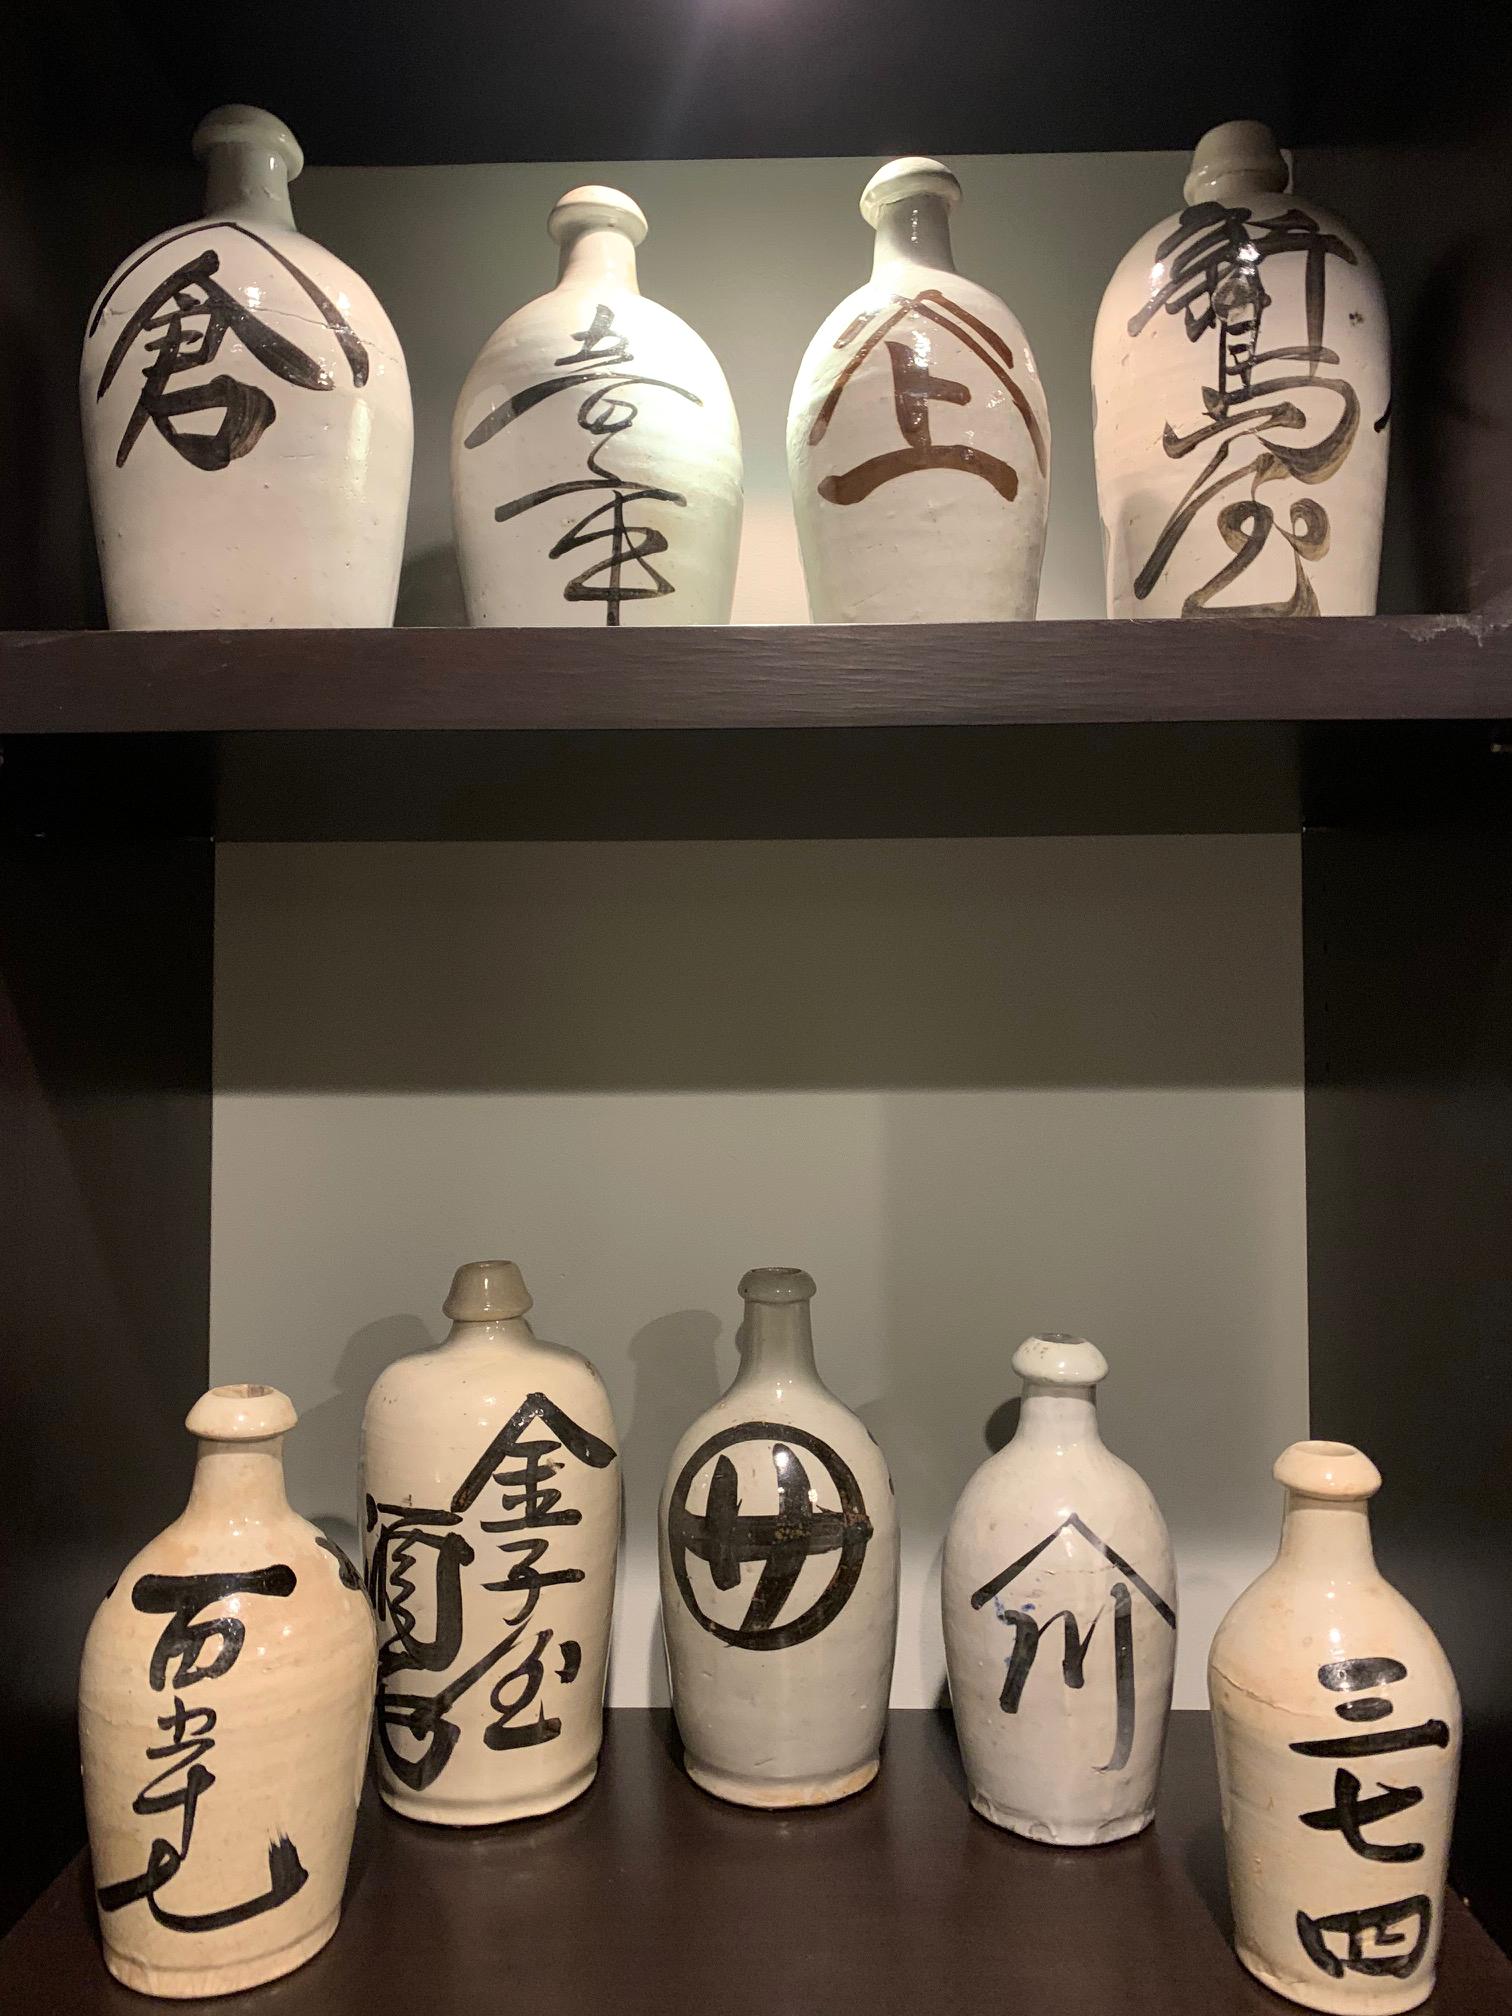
<box><xmin>380</xmin><ymin>1758</ymin><xmax>598</xmax><ymax>1827</ymax></box>
<box><xmin>685</xmin><ymin>1755</ymin><xmax>879</xmax><ymax>1809</ymax></box>
<box><xmin>968</xmin><ymin>1788</ymin><xmax>1154</xmax><ymax>1846</ymax></box>
<box><xmin>1237</xmin><ymin>1947</ymin><xmax>1434</xmax><ymax>2015</ymax></box>
<box><xmin>104</xmin><ymin>1911</ymin><xmax>338</xmax><ymax>1999</ymax></box>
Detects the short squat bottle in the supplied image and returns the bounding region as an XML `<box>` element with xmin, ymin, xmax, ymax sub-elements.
<box><xmin>942</xmin><ymin>1334</ymin><xmax>1177</xmax><ymax>1844</ymax></box>
<box><xmin>79</xmin><ymin>1386</ymin><xmax>375</xmax><ymax>2000</ymax></box>
<box><xmin>1210</xmin><ymin>1442</ymin><xmax>1460</xmax><ymax>2015</ymax></box>
<box><xmin>359</xmin><ymin>1261</ymin><xmax>620</xmax><ymax>1824</ymax></box>
<box><xmin>658</xmin><ymin>1267</ymin><xmax>899</xmax><ymax>1807</ymax></box>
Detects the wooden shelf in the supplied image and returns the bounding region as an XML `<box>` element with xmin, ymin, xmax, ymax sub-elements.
<box><xmin>3</xmin><ymin>1711</ymin><xmax>1507</xmax><ymax>2015</ymax></box>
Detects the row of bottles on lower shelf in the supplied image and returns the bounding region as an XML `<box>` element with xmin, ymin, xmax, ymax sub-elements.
<box><xmin>83</xmin><ymin>104</ymin><xmax>1388</xmax><ymax>630</ymax></box>
<box><xmin>78</xmin><ymin>1260</ymin><xmax>1458</xmax><ymax>2013</ymax></box>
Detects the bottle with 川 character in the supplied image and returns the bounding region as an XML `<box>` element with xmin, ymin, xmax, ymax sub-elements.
<box><xmin>1209</xmin><ymin>1441</ymin><xmax>1460</xmax><ymax>2014</ymax></box>
<box><xmin>451</xmin><ymin>184</ymin><xmax>743</xmax><ymax>626</ymax></box>
<box><xmin>358</xmin><ymin>1260</ymin><xmax>620</xmax><ymax>1825</ymax></box>
<box><xmin>1091</xmin><ymin>120</ymin><xmax>1389</xmax><ymax>618</ymax></box>
<box><xmin>80</xmin><ymin>103</ymin><xmax>413</xmax><ymax>628</ymax></box>
<box><xmin>78</xmin><ymin>1385</ymin><xmax>376</xmax><ymax>1999</ymax></box>
<box><xmin>786</xmin><ymin>156</ymin><xmax>1052</xmax><ymax>622</ymax></box>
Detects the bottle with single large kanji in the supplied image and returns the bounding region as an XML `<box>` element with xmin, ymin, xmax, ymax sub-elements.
<box><xmin>658</xmin><ymin>1267</ymin><xmax>899</xmax><ymax>1808</ymax></box>
<box><xmin>359</xmin><ymin>1261</ymin><xmax>620</xmax><ymax>1825</ymax></box>
<box><xmin>1210</xmin><ymin>1442</ymin><xmax>1460</xmax><ymax>2014</ymax></box>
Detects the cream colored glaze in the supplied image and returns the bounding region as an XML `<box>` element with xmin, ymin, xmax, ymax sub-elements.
<box><xmin>81</xmin><ymin>105</ymin><xmax>412</xmax><ymax>630</ymax></box>
<box><xmin>1209</xmin><ymin>1441</ymin><xmax>1460</xmax><ymax>2013</ymax></box>
<box><xmin>359</xmin><ymin>1261</ymin><xmax>620</xmax><ymax>1824</ymax></box>
<box><xmin>1092</xmin><ymin>120</ymin><xmax>1388</xmax><ymax>618</ymax></box>
<box><xmin>452</xmin><ymin>184</ymin><xmax>742</xmax><ymax>626</ymax></box>
<box><xmin>79</xmin><ymin>1384</ymin><xmax>376</xmax><ymax>1999</ymax></box>
<box><xmin>787</xmin><ymin>156</ymin><xmax>1051</xmax><ymax>623</ymax></box>
<box><xmin>942</xmin><ymin>1334</ymin><xmax>1176</xmax><ymax>1845</ymax></box>
<box><xmin>658</xmin><ymin>1268</ymin><xmax>899</xmax><ymax>1808</ymax></box>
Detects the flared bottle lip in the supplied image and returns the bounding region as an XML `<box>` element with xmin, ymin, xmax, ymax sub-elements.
<box><xmin>1012</xmin><ymin>1332</ymin><xmax>1108</xmax><ymax>1387</ymax></box>
<box><xmin>860</xmin><ymin>156</ymin><xmax>962</xmax><ymax>226</ymax></box>
<box><xmin>192</xmin><ymin>104</ymin><xmax>304</xmax><ymax>180</ymax></box>
<box><xmin>739</xmin><ymin>1265</ymin><xmax>817</xmax><ymax>1305</ymax></box>
<box><xmin>443</xmin><ymin>1259</ymin><xmax>534</xmax><ymax>1321</ymax></box>
<box><xmin>1274</xmin><ymin>1439</ymin><xmax>1382</xmax><ymax>1499</ymax></box>
<box><xmin>186</xmin><ymin>1383</ymin><xmax>297</xmax><ymax>1441</ymax></box>
<box><xmin>549</xmin><ymin>185</ymin><xmax>649</xmax><ymax>248</ymax></box>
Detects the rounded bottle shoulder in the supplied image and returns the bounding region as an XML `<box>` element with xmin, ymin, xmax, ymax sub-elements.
<box><xmin>1210</xmin><ymin>1564</ymin><xmax>1458</xmax><ymax>1708</ymax></box>
<box><xmin>365</xmin><ymin>1329</ymin><xmax>612</xmax><ymax>1408</ymax></box>
<box><xmin>663</xmin><ymin>1388</ymin><xmax>892</xmax><ymax>1491</ymax></box>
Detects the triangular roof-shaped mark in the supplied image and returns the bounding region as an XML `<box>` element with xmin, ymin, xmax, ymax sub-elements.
<box><xmin>969</xmin><ymin>1512</ymin><xmax>1175</xmax><ymax>1628</ymax></box>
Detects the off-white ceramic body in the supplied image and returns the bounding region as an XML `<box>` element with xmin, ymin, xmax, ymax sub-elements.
<box><xmin>942</xmin><ymin>1335</ymin><xmax>1176</xmax><ymax>1845</ymax></box>
<box><xmin>79</xmin><ymin>1385</ymin><xmax>376</xmax><ymax>2000</ymax></box>
<box><xmin>658</xmin><ymin>1268</ymin><xmax>899</xmax><ymax>1808</ymax></box>
<box><xmin>81</xmin><ymin>105</ymin><xmax>412</xmax><ymax>629</ymax></box>
<box><xmin>1092</xmin><ymin>119</ymin><xmax>1389</xmax><ymax>618</ymax></box>
<box><xmin>1209</xmin><ymin>1441</ymin><xmax>1460</xmax><ymax>2014</ymax></box>
<box><xmin>787</xmin><ymin>157</ymin><xmax>1051</xmax><ymax>623</ymax></box>
<box><xmin>453</xmin><ymin>185</ymin><xmax>742</xmax><ymax>626</ymax></box>
<box><xmin>359</xmin><ymin>1261</ymin><xmax>620</xmax><ymax>1825</ymax></box>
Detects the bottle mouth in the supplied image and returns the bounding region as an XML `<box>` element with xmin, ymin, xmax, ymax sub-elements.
<box><xmin>1274</xmin><ymin>1438</ymin><xmax>1382</xmax><ymax>1500</ymax></box>
<box><xmin>1012</xmin><ymin>1333</ymin><xmax>1108</xmax><ymax>1387</ymax></box>
<box><xmin>443</xmin><ymin>1259</ymin><xmax>533</xmax><ymax>1322</ymax></box>
<box><xmin>739</xmin><ymin>1266</ymin><xmax>817</xmax><ymax>1305</ymax></box>
<box><xmin>186</xmin><ymin>1383</ymin><xmax>298</xmax><ymax>1442</ymax></box>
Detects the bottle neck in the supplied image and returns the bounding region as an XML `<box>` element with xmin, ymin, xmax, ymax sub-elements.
<box><xmin>556</xmin><ymin>226</ymin><xmax>640</xmax><ymax>294</ymax></box>
<box><xmin>871</xmin><ymin>194</ymin><xmax>957</xmax><ymax>277</ymax></box>
<box><xmin>732</xmin><ymin>1301</ymin><xmax>819</xmax><ymax>1396</ymax></box>
<box><xmin>1015</xmin><ymin>1380</ymin><xmax>1102</xmax><ymax>1451</ymax></box>
<box><xmin>442</xmin><ymin>1315</ymin><xmax>538</xmax><ymax>1350</ymax></box>
<box><xmin>202</xmin><ymin>141</ymin><xmax>295</xmax><ymax>230</ymax></box>
<box><xmin>1193</xmin><ymin>172</ymin><xmax>1286</xmax><ymax>210</ymax></box>
<box><xmin>1278</xmin><ymin>1491</ymin><xmax>1379</xmax><ymax>1577</ymax></box>
<box><xmin>186</xmin><ymin>1435</ymin><xmax>291</xmax><ymax>1524</ymax></box>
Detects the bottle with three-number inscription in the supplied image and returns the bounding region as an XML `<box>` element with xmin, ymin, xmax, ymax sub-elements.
<box><xmin>79</xmin><ymin>1385</ymin><xmax>376</xmax><ymax>1999</ymax></box>
<box><xmin>941</xmin><ymin>1334</ymin><xmax>1177</xmax><ymax>1844</ymax></box>
<box><xmin>1209</xmin><ymin>1442</ymin><xmax>1460</xmax><ymax>2014</ymax></box>
<box><xmin>359</xmin><ymin>1261</ymin><xmax>620</xmax><ymax>1825</ymax></box>
<box><xmin>657</xmin><ymin>1267</ymin><xmax>900</xmax><ymax>1808</ymax></box>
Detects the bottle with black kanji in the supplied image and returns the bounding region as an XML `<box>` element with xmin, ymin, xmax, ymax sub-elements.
<box><xmin>359</xmin><ymin>1261</ymin><xmax>620</xmax><ymax>1825</ymax></box>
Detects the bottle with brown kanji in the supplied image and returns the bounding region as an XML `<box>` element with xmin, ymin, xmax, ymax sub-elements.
<box><xmin>942</xmin><ymin>1334</ymin><xmax>1177</xmax><ymax>1844</ymax></box>
<box><xmin>81</xmin><ymin>103</ymin><xmax>412</xmax><ymax>628</ymax></box>
<box><xmin>658</xmin><ymin>1267</ymin><xmax>900</xmax><ymax>1807</ymax></box>
<box><xmin>359</xmin><ymin>1261</ymin><xmax>620</xmax><ymax>1825</ymax></box>
<box><xmin>786</xmin><ymin>156</ymin><xmax>1051</xmax><ymax>622</ymax></box>
<box><xmin>78</xmin><ymin>1385</ymin><xmax>376</xmax><ymax>2000</ymax></box>
<box><xmin>1210</xmin><ymin>1441</ymin><xmax>1461</xmax><ymax>2014</ymax></box>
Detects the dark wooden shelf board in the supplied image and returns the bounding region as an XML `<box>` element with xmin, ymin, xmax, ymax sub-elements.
<box><xmin>2</xmin><ymin>1711</ymin><xmax>1507</xmax><ymax>2014</ymax></box>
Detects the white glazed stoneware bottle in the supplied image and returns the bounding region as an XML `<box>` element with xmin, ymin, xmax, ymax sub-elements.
<box><xmin>81</xmin><ymin>104</ymin><xmax>412</xmax><ymax>629</ymax></box>
<box><xmin>78</xmin><ymin>1385</ymin><xmax>376</xmax><ymax>2000</ymax></box>
<box><xmin>941</xmin><ymin>1334</ymin><xmax>1177</xmax><ymax>1844</ymax></box>
<box><xmin>359</xmin><ymin>1261</ymin><xmax>620</xmax><ymax>1825</ymax></box>
<box><xmin>658</xmin><ymin>1267</ymin><xmax>899</xmax><ymax>1807</ymax></box>
<box><xmin>452</xmin><ymin>186</ymin><xmax>743</xmax><ymax>627</ymax></box>
<box><xmin>1092</xmin><ymin>119</ymin><xmax>1389</xmax><ymax>618</ymax></box>
<box><xmin>787</xmin><ymin>156</ymin><xmax>1051</xmax><ymax>623</ymax></box>
<box><xmin>1209</xmin><ymin>1441</ymin><xmax>1461</xmax><ymax>2015</ymax></box>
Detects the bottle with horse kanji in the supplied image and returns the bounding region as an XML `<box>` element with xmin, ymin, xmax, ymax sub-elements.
<box><xmin>359</xmin><ymin>1261</ymin><xmax>621</xmax><ymax>1825</ymax></box>
<box><xmin>658</xmin><ymin>1267</ymin><xmax>900</xmax><ymax>1808</ymax></box>
<box><xmin>787</xmin><ymin>156</ymin><xmax>1051</xmax><ymax>622</ymax></box>
<box><xmin>451</xmin><ymin>185</ymin><xmax>743</xmax><ymax>626</ymax></box>
<box><xmin>941</xmin><ymin>1334</ymin><xmax>1177</xmax><ymax>1844</ymax></box>
<box><xmin>78</xmin><ymin>1385</ymin><xmax>376</xmax><ymax>1999</ymax></box>
<box><xmin>1092</xmin><ymin>119</ymin><xmax>1389</xmax><ymax>617</ymax></box>
<box><xmin>80</xmin><ymin>104</ymin><xmax>412</xmax><ymax>628</ymax></box>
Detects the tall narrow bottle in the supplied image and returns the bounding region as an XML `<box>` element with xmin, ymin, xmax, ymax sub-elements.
<box><xmin>359</xmin><ymin>1261</ymin><xmax>620</xmax><ymax>1824</ymax></box>
<box><xmin>658</xmin><ymin>1267</ymin><xmax>899</xmax><ymax>1807</ymax></box>
<box><xmin>787</xmin><ymin>156</ymin><xmax>1051</xmax><ymax>622</ymax></box>
<box><xmin>1210</xmin><ymin>1442</ymin><xmax>1460</xmax><ymax>2014</ymax></box>
<box><xmin>942</xmin><ymin>1334</ymin><xmax>1177</xmax><ymax>1844</ymax></box>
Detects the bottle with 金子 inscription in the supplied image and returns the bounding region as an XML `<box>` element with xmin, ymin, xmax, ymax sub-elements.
<box><xmin>78</xmin><ymin>1385</ymin><xmax>376</xmax><ymax>2000</ymax></box>
<box><xmin>359</xmin><ymin>1261</ymin><xmax>620</xmax><ymax>1824</ymax></box>
<box><xmin>1209</xmin><ymin>1441</ymin><xmax>1460</xmax><ymax>2014</ymax></box>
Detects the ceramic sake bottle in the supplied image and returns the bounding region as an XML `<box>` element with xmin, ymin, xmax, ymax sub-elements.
<box><xmin>787</xmin><ymin>156</ymin><xmax>1051</xmax><ymax>623</ymax></box>
<box><xmin>1210</xmin><ymin>1442</ymin><xmax>1460</xmax><ymax>2014</ymax></box>
<box><xmin>78</xmin><ymin>1385</ymin><xmax>376</xmax><ymax>1999</ymax></box>
<box><xmin>658</xmin><ymin>1267</ymin><xmax>899</xmax><ymax>1807</ymax></box>
<box><xmin>81</xmin><ymin>104</ymin><xmax>412</xmax><ymax>629</ymax></box>
<box><xmin>452</xmin><ymin>186</ymin><xmax>743</xmax><ymax>626</ymax></box>
<box><xmin>359</xmin><ymin>1261</ymin><xmax>620</xmax><ymax>1824</ymax></box>
<box><xmin>1092</xmin><ymin>119</ymin><xmax>1389</xmax><ymax>618</ymax></box>
<box><xmin>941</xmin><ymin>1334</ymin><xmax>1177</xmax><ymax>1844</ymax></box>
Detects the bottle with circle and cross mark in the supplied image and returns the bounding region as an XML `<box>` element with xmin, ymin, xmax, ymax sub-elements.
<box><xmin>658</xmin><ymin>1267</ymin><xmax>900</xmax><ymax>1808</ymax></box>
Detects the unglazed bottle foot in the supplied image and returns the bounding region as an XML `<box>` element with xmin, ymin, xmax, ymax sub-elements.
<box><xmin>686</xmin><ymin>1755</ymin><xmax>880</xmax><ymax>1810</ymax></box>
<box><xmin>968</xmin><ymin>1788</ymin><xmax>1154</xmax><ymax>1846</ymax></box>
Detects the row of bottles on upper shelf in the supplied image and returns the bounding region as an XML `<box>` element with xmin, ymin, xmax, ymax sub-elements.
<box><xmin>81</xmin><ymin>107</ymin><xmax>1390</xmax><ymax>631</ymax></box>
<box><xmin>80</xmin><ymin>1261</ymin><xmax>1457</xmax><ymax>2013</ymax></box>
